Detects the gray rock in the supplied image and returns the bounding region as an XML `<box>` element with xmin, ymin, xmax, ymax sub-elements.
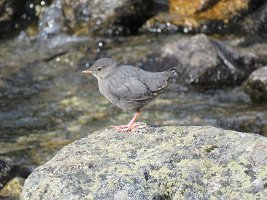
<box><xmin>21</xmin><ymin>126</ymin><xmax>267</xmax><ymax>200</ymax></box>
<box><xmin>242</xmin><ymin>2</ymin><xmax>267</xmax><ymax>37</ymax></box>
<box><xmin>37</xmin><ymin>0</ymin><xmax>67</xmax><ymax>40</ymax></box>
<box><xmin>0</xmin><ymin>158</ymin><xmax>12</xmax><ymax>189</ymax></box>
<box><xmin>244</xmin><ymin>66</ymin><xmax>267</xmax><ymax>103</ymax></box>
<box><xmin>218</xmin><ymin>111</ymin><xmax>267</xmax><ymax>135</ymax></box>
<box><xmin>141</xmin><ymin>34</ymin><xmax>260</xmax><ymax>89</ymax></box>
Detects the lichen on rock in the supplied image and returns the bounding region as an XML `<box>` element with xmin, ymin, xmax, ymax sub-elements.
<box><xmin>21</xmin><ymin>126</ymin><xmax>267</xmax><ymax>200</ymax></box>
<box><xmin>244</xmin><ymin>66</ymin><xmax>267</xmax><ymax>103</ymax></box>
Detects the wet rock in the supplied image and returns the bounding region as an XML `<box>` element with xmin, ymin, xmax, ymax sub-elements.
<box><xmin>0</xmin><ymin>177</ymin><xmax>25</xmax><ymax>199</ymax></box>
<box><xmin>244</xmin><ymin>67</ymin><xmax>267</xmax><ymax>103</ymax></box>
<box><xmin>63</xmin><ymin>0</ymin><xmax>153</xmax><ymax>35</ymax></box>
<box><xmin>141</xmin><ymin>34</ymin><xmax>260</xmax><ymax>88</ymax></box>
<box><xmin>37</xmin><ymin>0</ymin><xmax>67</xmax><ymax>40</ymax></box>
<box><xmin>169</xmin><ymin>0</ymin><xmax>249</xmax><ymax>22</ymax></box>
<box><xmin>0</xmin><ymin>0</ymin><xmax>39</xmax><ymax>36</ymax></box>
<box><xmin>38</xmin><ymin>0</ymin><xmax>153</xmax><ymax>37</ymax></box>
<box><xmin>0</xmin><ymin>159</ymin><xmax>12</xmax><ymax>189</ymax></box>
<box><xmin>151</xmin><ymin>0</ymin><xmax>169</xmax><ymax>14</ymax></box>
<box><xmin>242</xmin><ymin>2</ymin><xmax>267</xmax><ymax>37</ymax></box>
<box><xmin>0</xmin><ymin>0</ymin><xmax>20</xmax><ymax>35</ymax></box>
<box><xmin>37</xmin><ymin>2</ymin><xmax>91</xmax><ymax>45</ymax></box>
<box><xmin>21</xmin><ymin>126</ymin><xmax>267</xmax><ymax>200</ymax></box>
<box><xmin>218</xmin><ymin>112</ymin><xmax>267</xmax><ymax>135</ymax></box>
<box><xmin>0</xmin><ymin>158</ymin><xmax>31</xmax><ymax>190</ymax></box>
<box><xmin>142</xmin><ymin>0</ymin><xmax>265</xmax><ymax>34</ymax></box>
<box><xmin>0</xmin><ymin>0</ymin><xmax>13</xmax><ymax>22</ymax></box>
<box><xmin>142</xmin><ymin>0</ymin><xmax>266</xmax><ymax>34</ymax></box>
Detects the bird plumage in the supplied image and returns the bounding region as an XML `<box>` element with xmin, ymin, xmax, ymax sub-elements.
<box><xmin>82</xmin><ymin>58</ymin><xmax>176</xmax><ymax>132</ymax></box>
<box><xmin>98</xmin><ymin>64</ymin><xmax>176</xmax><ymax>112</ymax></box>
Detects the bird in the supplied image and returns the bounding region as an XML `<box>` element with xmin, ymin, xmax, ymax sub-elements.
<box><xmin>82</xmin><ymin>58</ymin><xmax>177</xmax><ymax>132</ymax></box>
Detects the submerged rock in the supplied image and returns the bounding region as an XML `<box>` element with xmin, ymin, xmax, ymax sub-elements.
<box><xmin>21</xmin><ymin>126</ymin><xmax>267</xmax><ymax>200</ymax></box>
<box><xmin>244</xmin><ymin>66</ymin><xmax>267</xmax><ymax>103</ymax></box>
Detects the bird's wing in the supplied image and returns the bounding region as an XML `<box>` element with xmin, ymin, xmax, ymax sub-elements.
<box><xmin>109</xmin><ymin>77</ymin><xmax>153</xmax><ymax>102</ymax></box>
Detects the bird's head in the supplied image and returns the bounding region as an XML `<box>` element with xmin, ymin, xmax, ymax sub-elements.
<box><xmin>82</xmin><ymin>58</ymin><xmax>118</xmax><ymax>80</ymax></box>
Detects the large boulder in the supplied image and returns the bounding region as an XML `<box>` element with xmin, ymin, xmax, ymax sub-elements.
<box><xmin>140</xmin><ymin>34</ymin><xmax>260</xmax><ymax>88</ymax></box>
<box><xmin>143</xmin><ymin>0</ymin><xmax>254</xmax><ymax>33</ymax></box>
<box><xmin>169</xmin><ymin>0</ymin><xmax>249</xmax><ymax>26</ymax></box>
<box><xmin>21</xmin><ymin>126</ymin><xmax>267</xmax><ymax>199</ymax></box>
<box><xmin>142</xmin><ymin>0</ymin><xmax>267</xmax><ymax>34</ymax></box>
<box><xmin>243</xmin><ymin>66</ymin><xmax>267</xmax><ymax>103</ymax></box>
<box><xmin>37</xmin><ymin>0</ymin><xmax>153</xmax><ymax>37</ymax></box>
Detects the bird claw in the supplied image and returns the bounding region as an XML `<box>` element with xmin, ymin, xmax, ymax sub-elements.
<box><xmin>111</xmin><ymin>124</ymin><xmax>138</xmax><ymax>132</ymax></box>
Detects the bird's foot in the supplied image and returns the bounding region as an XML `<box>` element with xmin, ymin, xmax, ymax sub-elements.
<box><xmin>111</xmin><ymin>124</ymin><xmax>138</xmax><ymax>132</ymax></box>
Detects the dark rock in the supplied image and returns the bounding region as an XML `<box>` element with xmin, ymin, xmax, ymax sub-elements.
<box><xmin>242</xmin><ymin>2</ymin><xmax>267</xmax><ymax>37</ymax></box>
<box><xmin>243</xmin><ymin>67</ymin><xmax>267</xmax><ymax>103</ymax></box>
<box><xmin>0</xmin><ymin>0</ymin><xmax>38</xmax><ymax>36</ymax></box>
<box><xmin>218</xmin><ymin>112</ymin><xmax>267</xmax><ymax>135</ymax></box>
<box><xmin>21</xmin><ymin>126</ymin><xmax>267</xmax><ymax>199</ymax></box>
<box><xmin>37</xmin><ymin>0</ymin><xmax>153</xmax><ymax>36</ymax></box>
<box><xmin>141</xmin><ymin>34</ymin><xmax>260</xmax><ymax>89</ymax></box>
<box><xmin>0</xmin><ymin>159</ymin><xmax>12</xmax><ymax>189</ymax></box>
<box><xmin>151</xmin><ymin>0</ymin><xmax>169</xmax><ymax>14</ymax></box>
<box><xmin>0</xmin><ymin>0</ymin><xmax>13</xmax><ymax>23</ymax></box>
<box><xmin>0</xmin><ymin>158</ymin><xmax>31</xmax><ymax>190</ymax></box>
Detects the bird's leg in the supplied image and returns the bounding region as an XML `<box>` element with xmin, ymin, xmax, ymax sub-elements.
<box><xmin>112</xmin><ymin>111</ymin><xmax>141</xmax><ymax>132</ymax></box>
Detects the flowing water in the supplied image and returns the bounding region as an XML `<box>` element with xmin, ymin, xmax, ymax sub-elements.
<box><xmin>0</xmin><ymin>34</ymin><xmax>266</xmax><ymax>170</ymax></box>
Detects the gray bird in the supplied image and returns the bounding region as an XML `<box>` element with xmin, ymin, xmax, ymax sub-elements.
<box><xmin>82</xmin><ymin>58</ymin><xmax>176</xmax><ymax>132</ymax></box>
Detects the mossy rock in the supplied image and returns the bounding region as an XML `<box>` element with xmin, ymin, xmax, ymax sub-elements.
<box><xmin>21</xmin><ymin>126</ymin><xmax>267</xmax><ymax>199</ymax></box>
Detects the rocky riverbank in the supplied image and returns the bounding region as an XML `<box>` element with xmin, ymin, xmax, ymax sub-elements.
<box><xmin>1</xmin><ymin>0</ymin><xmax>267</xmax><ymax>199</ymax></box>
<box><xmin>21</xmin><ymin>125</ymin><xmax>267</xmax><ymax>200</ymax></box>
<box><xmin>1</xmin><ymin>32</ymin><xmax>267</xmax><ymax>199</ymax></box>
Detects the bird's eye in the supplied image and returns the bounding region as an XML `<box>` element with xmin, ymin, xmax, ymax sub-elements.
<box><xmin>97</xmin><ymin>67</ymin><xmax>103</xmax><ymax>71</ymax></box>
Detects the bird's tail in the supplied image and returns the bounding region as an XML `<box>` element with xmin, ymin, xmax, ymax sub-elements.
<box><xmin>166</xmin><ymin>68</ymin><xmax>178</xmax><ymax>78</ymax></box>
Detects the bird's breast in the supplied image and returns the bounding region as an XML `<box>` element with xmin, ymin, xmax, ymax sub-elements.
<box><xmin>98</xmin><ymin>79</ymin><xmax>135</xmax><ymax>112</ymax></box>
<box><xmin>98</xmin><ymin>80</ymin><xmax>118</xmax><ymax>105</ymax></box>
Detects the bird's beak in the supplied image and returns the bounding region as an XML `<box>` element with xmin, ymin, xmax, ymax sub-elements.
<box><xmin>82</xmin><ymin>69</ymin><xmax>92</xmax><ymax>74</ymax></box>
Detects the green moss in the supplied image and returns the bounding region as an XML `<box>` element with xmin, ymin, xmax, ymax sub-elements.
<box><xmin>205</xmin><ymin>145</ymin><xmax>219</xmax><ymax>153</ymax></box>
